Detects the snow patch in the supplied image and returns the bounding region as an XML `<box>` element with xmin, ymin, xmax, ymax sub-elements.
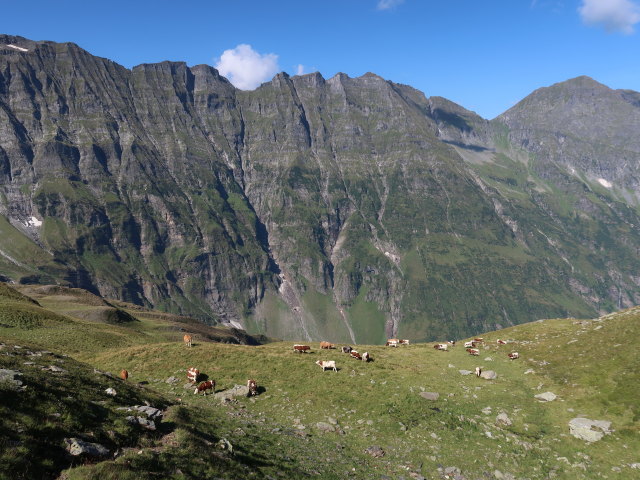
<box><xmin>6</xmin><ymin>44</ymin><xmax>29</xmax><ymax>52</ymax></box>
<box><xmin>228</xmin><ymin>320</ymin><xmax>244</xmax><ymax>330</ymax></box>
<box><xmin>597</xmin><ymin>178</ymin><xmax>612</xmax><ymax>188</ymax></box>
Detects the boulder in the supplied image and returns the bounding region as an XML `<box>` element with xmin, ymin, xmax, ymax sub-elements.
<box><xmin>44</xmin><ymin>365</ymin><xmax>67</xmax><ymax>374</ymax></box>
<box><xmin>534</xmin><ymin>392</ymin><xmax>557</xmax><ymax>402</ymax></box>
<box><xmin>316</xmin><ymin>422</ymin><xmax>336</xmax><ymax>433</ymax></box>
<box><xmin>496</xmin><ymin>413</ymin><xmax>512</xmax><ymax>427</ymax></box>
<box><xmin>105</xmin><ymin>388</ymin><xmax>117</xmax><ymax>396</ymax></box>
<box><xmin>420</xmin><ymin>392</ymin><xmax>440</xmax><ymax>401</ymax></box>
<box><xmin>64</xmin><ymin>438</ymin><xmax>110</xmax><ymax>458</ymax></box>
<box><xmin>214</xmin><ymin>384</ymin><xmax>250</xmax><ymax>402</ymax></box>
<box><xmin>365</xmin><ymin>446</ymin><xmax>385</xmax><ymax>458</ymax></box>
<box><xmin>479</xmin><ymin>370</ymin><xmax>497</xmax><ymax>380</ymax></box>
<box><xmin>459</xmin><ymin>370</ymin><xmax>473</xmax><ymax>376</ymax></box>
<box><xmin>126</xmin><ymin>416</ymin><xmax>156</xmax><ymax>430</ymax></box>
<box><xmin>568</xmin><ymin>417</ymin><xmax>611</xmax><ymax>442</ymax></box>
<box><xmin>134</xmin><ymin>405</ymin><xmax>163</xmax><ymax>419</ymax></box>
<box><xmin>0</xmin><ymin>369</ymin><xmax>23</xmax><ymax>390</ymax></box>
<box><xmin>165</xmin><ymin>376</ymin><xmax>179</xmax><ymax>384</ymax></box>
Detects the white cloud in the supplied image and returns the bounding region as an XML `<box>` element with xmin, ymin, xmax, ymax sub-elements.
<box><xmin>295</xmin><ymin>64</ymin><xmax>305</xmax><ymax>75</ymax></box>
<box><xmin>579</xmin><ymin>0</ymin><xmax>640</xmax><ymax>34</ymax></box>
<box><xmin>377</xmin><ymin>0</ymin><xmax>404</xmax><ymax>11</ymax></box>
<box><xmin>215</xmin><ymin>44</ymin><xmax>280</xmax><ymax>90</ymax></box>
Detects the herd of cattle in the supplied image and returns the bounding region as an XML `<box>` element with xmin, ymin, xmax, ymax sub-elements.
<box><xmin>116</xmin><ymin>333</ymin><xmax>519</xmax><ymax>396</ymax></box>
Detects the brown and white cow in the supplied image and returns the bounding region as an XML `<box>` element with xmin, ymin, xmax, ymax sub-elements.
<box><xmin>320</xmin><ymin>341</ymin><xmax>335</xmax><ymax>349</ymax></box>
<box><xmin>474</xmin><ymin>338</ymin><xmax>484</xmax><ymax>343</ymax></box>
<box><xmin>120</xmin><ymin>369</ymin><xmax>129</xmax><ymax>381</ymax></box>
<box><xmin>187</xmin><ymin>367</ymin><xmax>200</xmax><ymax>383</ymax></box>
<box><xmin>497</xmin><ymin>339</ymin><xmax>508</xmax><ymax>345</ymax></box>
<box><xmin>386</xmin><ymin>339</ymin><xmax>399</xmax><ymax>347</ymax></box>
<box><xmin>399</xmin><ymin>339</ymin><xmax>410</xmax><ymax>345</ymax></box>
<box><xmin>433</xmin><ymin>343</ymin><xmax>449</xmax><ymax>351</ymax></box>
<box><xmin>183</xmin><ymin>334</ymin><xmax>193</xmax><ymax>347</ymax></box>
<box><xmin>293</xmin><ymin>344</ymin><xmax>311</xmax><ymax>353</ymax></box>
<box><xmin>247</xmin><ymin>379</ymin><xmax>258</xmax><ymax>396</ymax></box>
<box><xmin>350</xmin><ymin>350</ymin><xmax>363</xmax><ymax>360</ymax></box>
<box><xmin>315</xmin><ymin>360</ymin><xmax>337</xmax><ymax>372</ymax></box>
<box><xmin>194</xmin><ymin>380</ymin><xmax>215</xmax><ymax>395</ymax></box>
<box><xmin>508</xmin><ymin>352</ymin><xmax>519</xmax><ymax>360</ymax></box>
<box><xmin>362</xmin><ymin>352</ymin><xmax>370</xmax><ymax>362</ymax></box>
<box><xmin>466</xmin><ymin>348</ymin><xmax>480</xmax><ymax>356</ymax></box>
<box><xmin>464</xmin><ymin>341</ymin><xmax>476</xmax><ymax>348</ymax></box>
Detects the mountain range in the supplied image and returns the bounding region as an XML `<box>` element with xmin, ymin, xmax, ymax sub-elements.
<box><xmin>1</xmin><ymin>34</ymin><xmax>640</xmax><ymax>343</ymax></box>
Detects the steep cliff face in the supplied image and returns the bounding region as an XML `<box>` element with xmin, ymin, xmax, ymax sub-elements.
<box><xmin>1</xmin><ymin>36</ymin><xmax>639</xmax><ymax>342</ymax></box>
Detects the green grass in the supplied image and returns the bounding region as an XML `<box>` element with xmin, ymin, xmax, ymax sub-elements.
<box><xmin>1</xmin><ymin>283</ymin><xmax>639</xmax><ymax>479</ymax></box>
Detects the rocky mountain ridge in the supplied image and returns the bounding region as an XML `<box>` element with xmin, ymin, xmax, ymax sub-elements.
<box><xmin>1</xmin><ymin>34</ymin><xmax>640</xmax><ymax>342</ymax></box>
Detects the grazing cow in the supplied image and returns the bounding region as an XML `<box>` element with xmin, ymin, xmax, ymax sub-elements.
<box><xmin>433</xmin><ymin>343</ymin><xmax>448</xmax><ymax>351</ymax></box>
<box><xmin>341</xmin><ymin>346</ymin><xmax>353</xmax><ymax>354</ymax></box>
<box><xmin>475</xmin><ymin>367</ymin><xmax>482</xmax><ymax>377</ymax></box>
<box><xmin>474</xmin><ymin>338</ymin><xmax>484</xmax><ymax>343</ymax></box>
<box><xmin>187</xmin><ymin>367</ymin><xmax>200</xmax><ymax>383</ymax></box>
<box><xmin>293</xmin><ymin>344</ymin><xmax>311</xmax><ymax>353</ymax></box>
<box><xmin>447</xmin><ymin>340</ymin><xmax>456</xmax><ymax>346</ymax></box>
<box><xmin>247</xmin><ymin>379</ymin><xmax>258</xmax><ymax>396</ymax></box>
<box><xmin>194</xmin><ymin>380</ymin><xmax>215</xmax><ymax>395</ymax></box>
<box><xmin>399</xmin><ymin>339</ymin><xmax>410</xmax><ymax>345</ymax></box>
<box><xmin>350</xmin><ymin>350</ymin><xmax>363</xmax><ymax>360</ymax></box>
<box><xmin>508</xmin><ymin>352</ymin><xmax>519</xmax><ymax>360</ymax></box>
<box><xmin>120</xmin><ymin>369</ymin><xmax>129</xmax><ymax>381</ymax></box>
<box><xmin>183</xmin><ymin>334</ymin><xmax>193</xmax><ymax>347</ymax></box>
<box><xmin>497</xmin><ymin>339</ymin><xmax>507</xmax><ymax>345</ymax></box>
<box><xmin>315</xmin><ymin>360</ymin><xmax>337</xmax><ymax>372</ymax></box>
<box><xmin>386</xmin><ymin>339</ymin><xmax>399</xmax><ymax>347</ymax></box>
<box><xmin>466</xmin><ymin>348</ymin><xmax>480</xmax><ymax>356</ymax></box>
<box><xmin>320</xmin><ymin>341</ymin><xmax>335</xmax><ymax>349</ymax></box>
<box><xmin>464</xmin><ymin>341</ymin><xmax>476</xmax><ymax>348</ymax></box>
<box><xmin>362</xmin><ymin>352</ymin><xmax>370</xmax><ymax>362</ymax></box>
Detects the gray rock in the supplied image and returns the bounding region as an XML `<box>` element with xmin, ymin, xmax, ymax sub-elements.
<box><xmin>496</xmin><ymin>413</ymin><xmax>512</xmax><ymax>427</ymax></box>
<box><xmin>459</xmin><ymin>370</ymin><xmax>474</xmax><ymax>376</ymax></box>
<box><xmin>217</xmin><ymin>438</ymin><xmax>233</xmax><ymax>454</ymax></box>
<box><xmin>534</xmin><ymin>392</ymin><xmax>557</xmax><ymax>402</ymax></box>
<box><xmin>126</xmin><ymin>416</ymin><xmax>156</xmax><ymax>430</ymax></box>
<box><xmin>479</xmin><ymin>370</ymin><xmax>497</xmax><ymax>380</ymax></box>
<box><xmin>568</xmin><ymin>418</ymin><xmax>612</xmax><ymax>442</ymax></box>
<box><xmin>0</xmin><ymin>369</ymin><xmax>23</xmax><ymax>390</ymax></box>
<box><xmin>105</xmin><ymin>388</ymin><xmax>117</xmax><ymax>396</ymax></box>
<box><xmin>44</xmin><ymin>365</ymin><xmax>67</xmax><ymax>373</ymax></box>
<box><xmin>214</xmin><ymin>384</ymin><xmax>250</xmax><ymax>402</ymax></box>
<box><xmin>64</xmin><ymin>438</ymin><xmax>110</xmax><ymax>458</ymax></box>
<box><xmin>443</xmin><ymin>466</ymin><xmax>461</xmax><ymax>477</ymax></box>
<box><xmin>364</xmin><ymin>446</ymin><xmax>385</xmax><ymax>458</ymax></box>
<box><xmin>420</xmin><ymin>392</ymin><xmax>440</xmax><ymax>401</ymax></box>
<box><xmin>165</xmin><ymin>376</ymin><xmax>179</xmax><ymax>384</ymax></box>
<box><xmin>316</xmin><ymin>422</ymin><xmax>336</xmax><ymax>433</ymax></box>
<box><xmin>134</xmin><ymin>405</ymin><xmax>163</xmax><ymax>419</ymax></box>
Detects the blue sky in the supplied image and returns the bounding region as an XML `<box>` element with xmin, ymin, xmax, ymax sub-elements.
<box><xmin>2</xmin><ymin>0</ymin><xmax>640</xmax><ymax>119</ymax></box>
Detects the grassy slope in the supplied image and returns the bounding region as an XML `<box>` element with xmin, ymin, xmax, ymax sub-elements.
<box><xmin>1</xmin><ymin>283</ymin><xmax>639</xmax><ymax>479</ymax></box>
